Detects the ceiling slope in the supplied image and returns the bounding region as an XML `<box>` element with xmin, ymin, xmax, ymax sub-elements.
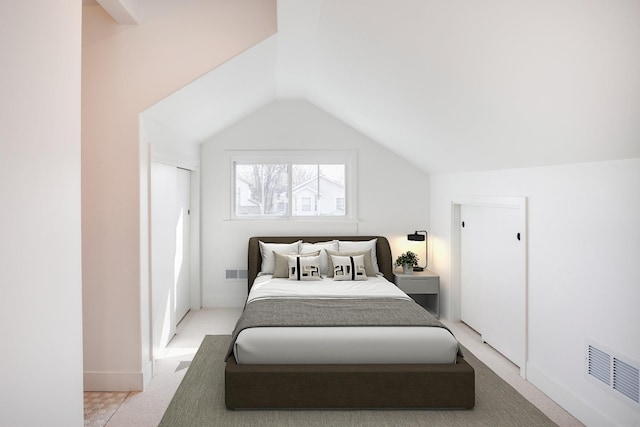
<box><xmin>142</xmin><ymin>36</ymin><xmax>278</xmax><ymax>143</ymax></box>
<box><xmin>83</xmin><ymin>0</ymin><xmax>138</xmax><ymax>24</ymax></box>
<box><xmin>143</xmin><ymin>0</ymin><xmax>640</xmax><ymax>173</ymax></box>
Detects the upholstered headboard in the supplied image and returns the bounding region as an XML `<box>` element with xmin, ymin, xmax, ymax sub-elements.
<box><xmin>247</xmin><ymin>236</ymin><xmax>393</xmax><ymax>290</ymax></box>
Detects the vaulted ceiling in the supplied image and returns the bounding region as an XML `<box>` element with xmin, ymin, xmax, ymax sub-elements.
<box><xmin>135</xmin><ymin>0</ymin><xmax>640</xmax><ymax>173</ymax></box>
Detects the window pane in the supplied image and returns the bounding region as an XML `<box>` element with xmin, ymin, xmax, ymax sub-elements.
<box><xmin>292</xmin><ymin>164</ymin><xmax>345</xmax><ymax>217</ymax></box>
<box><xmin>235</xmin><ymin>164</ymin><xmax>288</xmax><ymax>216</ymax></box>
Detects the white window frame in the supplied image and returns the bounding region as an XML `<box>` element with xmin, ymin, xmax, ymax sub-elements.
<box><xmin>228</xmin><ymin>150</ymin><xmax>357</xmax><ymax>220</ymax></box>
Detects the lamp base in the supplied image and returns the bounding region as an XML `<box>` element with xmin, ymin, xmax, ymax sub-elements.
<box><xmin>413</xmin><ymin>266</ymin><xmax>424</xmax><ymax>272</ymax></box>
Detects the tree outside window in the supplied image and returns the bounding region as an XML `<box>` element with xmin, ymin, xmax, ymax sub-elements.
<box><xmin>234</xmin><ymin>162</ymin><xmax>347</xmax><ymax>218</ymax></box>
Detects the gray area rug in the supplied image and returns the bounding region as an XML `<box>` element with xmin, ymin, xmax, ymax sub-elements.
<box><xmin>159</xmin><ymin>335</ymin><xmax>556</xmax><ymax>427</ymax></box>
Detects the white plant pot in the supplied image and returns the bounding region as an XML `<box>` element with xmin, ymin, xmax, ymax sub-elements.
<box><xmin>402</xmin><ymin>264</ymin><xmax>413</xmax><ymax>274</ymax></box>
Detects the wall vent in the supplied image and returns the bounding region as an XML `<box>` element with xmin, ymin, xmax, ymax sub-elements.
<box><xmin>588</xmin><ymin>344</ymin><xmax>611</xmax><ymax>385</ymax></box>
<box><xmin>225</xmin><ymin>269</ymin><xmax>247</xmax><ymax>280</ymax></box>
<box><xmin>586</xmin><ymin>340</ymin><xmax>640</xmax><ymax>410</ymax></box>
<box><xmin>613</xmin><ymin>358</ymin><xmax>640</xmax><ymax>404</ymax></box>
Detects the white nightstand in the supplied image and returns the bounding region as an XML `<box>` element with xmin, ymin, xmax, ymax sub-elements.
<box><xmin>393</xmin><ymin>269</ymin><xmax>440</xmax><ymax>318</ymax></box>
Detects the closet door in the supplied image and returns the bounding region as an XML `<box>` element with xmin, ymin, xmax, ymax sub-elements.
<box><xmin>151</xmin><ymin>164</ymin><xmax>192</xmax><ymax>357</ymax></box>
<box><xmin>151</xmin><ymin>162</ymin><xmax>177</xmax><ymax>351</ymax></box>
<box><xmin>460</xmin><ymin>204</ymin><xmax>525</xmax><ymax>372</ymax></box>
<box><xmin>460</xmin><ymin>205</ymin><xmax>486</xmax><ymax>334</ymax></box>
<box><xmin>174</xmin><ymin>168</ymin><xmax>191</xmax><ymax>323</ymax></box>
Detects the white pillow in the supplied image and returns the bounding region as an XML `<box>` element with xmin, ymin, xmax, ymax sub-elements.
<box><xmin>259</xmin><ymin>240</ymin><xmax>301</xmax><ymax>274</ymax></box>
<box><xmin>331</xmin><ymin>254</ymin><xmax>367</xmax><ymax>281</ymax></box>
<box><xmin>288</xmin><ymin>255</ymin><xmax>322</xmax><ymax>281</ymax></box>
<box><xmin>338</xmin><ymin>239</ymin><xmax>379</xmax><ymax>275</ymax></box>
<box><xmin>300</xmin><ymin>240</ymin><xmax>339</xmax><ymax>275</ymax></box>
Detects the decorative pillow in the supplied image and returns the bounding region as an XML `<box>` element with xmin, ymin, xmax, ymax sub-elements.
<box><xmin>325</xmin><ymin>249</ymin><xmax>376</xmax><ymax>277</ymax></box>
<box><xmin>259</xmin><ymin>240</ymin><xmax>301</xmax><ymax>274</ymax></box>
<box><xmin>338</xmin><ymin>239</ymin><xmax>380</xmax><ymax>275</ymax></box>
<box><xmin>288</xmin><ymin>255</ymin><xmax>322</xmax><ymax>281</ymax></box>
<box><xmin>300</xmin><ymin>240</ymin><xmax>339</xmax><ymax>275</ymax></box>
<box><xmin>273</xmin><ymin>250</ymin><xmax>320</xmax><ymax>278</ymax></box>
<box><xmin>331</xmin><ymin>254</ymin><xmax>367</xmax><ymax>281</ymax></box>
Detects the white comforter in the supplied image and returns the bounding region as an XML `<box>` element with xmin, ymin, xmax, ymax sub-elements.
<box><xmin>234</xmin><ymin>275</ymin><xmax>460</xmax><ymax>365</ymax></box>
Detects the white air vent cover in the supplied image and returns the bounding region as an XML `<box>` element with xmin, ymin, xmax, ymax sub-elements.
<box><xmin>613</xmin><ymin>358</ymin><xmax>640</xmax><ymax>404</ymax></box>
<box><xmin>588</xmin><ymin>344</ymin><xmax>611</xmax><ymax>385</ymax></box>
<box><xmin>586</xmin><ymin>340</ymin><xmax>640</xmax><ymax>409</ymax></box>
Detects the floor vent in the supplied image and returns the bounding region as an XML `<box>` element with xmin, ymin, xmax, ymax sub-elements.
<box><xmin>586</xmin><ymin>340</ymin><xmax>640</xmax><ymax>409</ymax></box>
<box><xmin>225</xmin><ymin>269</ymin><xmax>247</xmax><ymax>280</ymax></box>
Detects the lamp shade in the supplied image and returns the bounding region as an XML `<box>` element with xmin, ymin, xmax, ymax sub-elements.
<box><xmin>407</xmin><ymin>232</ymin><xmax>425</xmax><ymax>241</ymax></box>
<box><xmin>406</xmin><ymin>230</ymin><xmax>428</xmax><ymax>270</ymax></box>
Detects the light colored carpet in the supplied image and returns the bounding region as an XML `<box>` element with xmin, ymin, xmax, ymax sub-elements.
<box><xmin>159</xmin><ymin>335</ymin><xmax>557</xmax><ymax>427</ymax></box>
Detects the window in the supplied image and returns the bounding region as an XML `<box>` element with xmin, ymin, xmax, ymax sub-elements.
<box><xmin>301</xmin><ymin>197</ymin><xmax>311</xmax><ymax>212</ymax></box>
<box><xmin>235</xmin><ymin>164</ymin><xmax>288</xmax><ymax>216</ymax></box>
<box><xmin>230</xmin><ymin>151</ymin><xmax>355</xmax><ymax>219</ymax></box>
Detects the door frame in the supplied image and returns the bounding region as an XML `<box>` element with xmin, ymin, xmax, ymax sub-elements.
<box><xmin>450</xmin><ymin>195</ymin><xmax>528</xmax><ymax>378</ymax></box>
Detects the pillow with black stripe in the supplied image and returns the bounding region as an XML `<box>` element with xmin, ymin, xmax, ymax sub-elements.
<box><xmin>330</xmin><ymin>254</ymin><xmax>367</xmax><ymax>281</ymax></box>
<box><xmin>288</xmin><ymin>255</ymin><xmax>322</xmax><ymax>281</ymax></box>
<box><xmin>273</xmin><ymin>250</ymin><xmax>320</xmax><ymax>278</ymax></box>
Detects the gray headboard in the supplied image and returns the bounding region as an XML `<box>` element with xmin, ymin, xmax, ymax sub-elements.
<box><xmin>247</xmin><ymin>236</ymin><xmax>394</xmax><ymax>290</ymax></box>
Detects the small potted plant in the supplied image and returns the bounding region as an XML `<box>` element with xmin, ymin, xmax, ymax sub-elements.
<box><xmin>395</xmin><ymin>251</ymin><xmax>419</xmax><ymax>274</ymax></box>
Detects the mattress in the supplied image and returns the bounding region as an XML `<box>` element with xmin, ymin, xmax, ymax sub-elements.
<box><xmin>233</xmin><ymin>275</ymin><xmax>459</xmax><ymax>364</ymax></box>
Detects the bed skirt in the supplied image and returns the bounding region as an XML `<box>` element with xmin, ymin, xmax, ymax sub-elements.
<box><xmin>225</xmin><ymin>354</ymin><xmax>475</xmax><ymax>409</ymax></box>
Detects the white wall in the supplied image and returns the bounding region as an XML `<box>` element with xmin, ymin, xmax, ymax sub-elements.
<box><xmin>200</xmin><ymin>99</ymin><xmax>431</xmax><ymax>307</ymax></box>
<box><xmin>0</xmin><ymin>1</ymin><xmax>83</xmax><ymax>425</ymax></box>
<box><xmin>82</xmin><ymin>0</ymin><xmax>276</xmax><ymax>391</ymax></box>
<box><xmin>431</xmin><ymin>158</ymin><xmax>640</xmax><ymax>426</ymax></box>
<box><xmin>143</xmin><ymin>117</ymin><xmax>200</xmax><ymax>170</ymax></box>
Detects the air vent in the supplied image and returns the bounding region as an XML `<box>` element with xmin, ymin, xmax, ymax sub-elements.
<box><xmin>586</xmin><ymin>340</ymin><xmax>640</xmax><ymax>409</ymax></box>
<box><xmin>225</xmin><ymin>269</ymin><xmax>247</xmax><ymax>280</ymax></box>
<box><xmin>588</xmin><ymin>345</ymin><xmax>611</xmax><ymax>385</ymax></box>
<box><xmin>613</xmin><ymin>358</ymin><xmax>640</xmax><ymax>404</ymax></box>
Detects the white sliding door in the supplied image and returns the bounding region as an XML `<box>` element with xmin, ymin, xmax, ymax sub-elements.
<box><xmin>460</xmin><ymin>205</ymin><xmax>486</xmax><ymax>333</ymax></box>
<box><xmin>175</xmin><ymin>168</ymin><xmax>191</xmax><ymax>323</ymax></box>
<box><xmin>152</xmin><ymin>162</ymin><xmax>177</xmax><ymax>352</ymax></box>
<box><xmin>151</xmin><ymin>163</ymin><xmax>192</xmax><ymax>357</ymax></box>
<box><xmin>459</xmin><ymin>199</ymin><xmax>526</xmax><ymax>376</ymax></box>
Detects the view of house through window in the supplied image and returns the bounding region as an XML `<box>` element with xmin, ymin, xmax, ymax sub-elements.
<box><xmin>234</xmin><ymin>162</ymin><xmax>347</xmax><ymax>218</ymax></box>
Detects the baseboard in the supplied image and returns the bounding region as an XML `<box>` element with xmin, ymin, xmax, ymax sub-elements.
<box><xmin>526</xmin><ymin>363</ymin><xmax>615</xmax><ymax>427</ymax></box>
<box><xmin>84</xmin><ymin>370</ymin><xmax>145</xmax><ymax>392</ymax></box>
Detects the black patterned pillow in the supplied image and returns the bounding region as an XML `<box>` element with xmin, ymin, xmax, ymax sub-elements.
<box><xmin>330</xmin><ymin>254</ymin><xmax>367</xmax><ymax>281</ymax></box>
<box><xmin>288</xmin><ymin>255</ymin><xmax>322</xmax><ymax>281</ymax></box>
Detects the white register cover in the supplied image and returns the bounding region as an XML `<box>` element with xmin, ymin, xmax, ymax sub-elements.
<box><xmin>233</xmin><ymin>275</ymin><xmax>460</xmax><ymax>364</ymax></box>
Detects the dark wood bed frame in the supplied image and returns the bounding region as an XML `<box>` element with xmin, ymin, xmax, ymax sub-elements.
<box><xmin>225</xmin><ymin>236</ymin><xmax>475</xmax><ymax>409</ymax></box>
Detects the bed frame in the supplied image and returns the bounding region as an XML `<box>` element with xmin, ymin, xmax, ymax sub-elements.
<box><xmin>225</xmin><ymin>236</ymin><xmax>475</xmax><ymax>409</ymax></box>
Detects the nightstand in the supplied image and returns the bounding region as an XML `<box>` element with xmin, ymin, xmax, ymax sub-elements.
<box><xmin>393</xmin><ymin>270</ymin><xmax>440</xmax><ymax>318</ymax></box>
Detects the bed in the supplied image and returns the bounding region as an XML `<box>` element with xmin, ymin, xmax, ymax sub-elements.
<box><xmin>224</xmin><ymin>236</ymin><xmax>475</xmax><ymax>409</ymax></box>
